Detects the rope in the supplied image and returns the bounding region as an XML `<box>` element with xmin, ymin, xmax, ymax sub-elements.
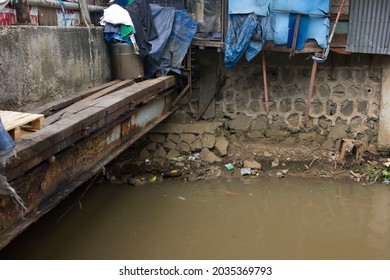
<box><xmin>58</xmin><ymin>0</ymin><xmax>66</xmax><ymax>26</ymax></box>
<box><xmin>0</xmin><ymin>175</ymin><xmax>27</xmax><ymax>218</ymax></box>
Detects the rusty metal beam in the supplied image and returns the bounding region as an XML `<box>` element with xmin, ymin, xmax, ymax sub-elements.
<box><xmin>1</xmin><ymin>76</ymin><xmax>176</xmax><ymax>182</ymax></box>
<box><xmin>0</xmin><ymin>77</ymin><xmax>178</xmax><ymax>249</ymax></box>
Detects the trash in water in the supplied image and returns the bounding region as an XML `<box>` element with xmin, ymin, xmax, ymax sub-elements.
<box><xmin>188</xmin><ymin>153</ymin><xmax>200</xmax><ymax>161</ymax></box>
<box><xmin>169</xmin><ymin>156</ymin><xmax>184</xmax><ymax>162</ymax></box>
<box><xmin>224</xmin><ymin>190</ymin><xmax>239</xmax><ymax>196</ymax></box>
<box><xmin>240</xmin><ymin>168</ymin><xmax>251</xmax><ymax>175</ymax></box>
<box><xmin>127</xmin><ymin>178</ymin><xmax>145</xmax><ymax>186</ymax></box>
<box><xmin>149</xmin><ymin>176</ymin><xmax>157</xmax><ymax>182</ymax></box>
<box><xmin>177</xmin><ymin>196</ymin><xmax>186</xmax><ymax>200</ymax></box>
<box><xmin>224</xmin><ymin>163</ymin><xmax>234</xmax><ymax>171</ymax></box>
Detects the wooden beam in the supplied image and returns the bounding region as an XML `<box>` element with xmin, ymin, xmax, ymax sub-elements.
<box><xmin>264</xmin><ymin>41</ymin><xmax>322</xmax><ymax>53</ymax></box>
<box><xmin>1</xmin><ymin>76</ymin><xmax>177</xmax><ymax>182</ymax></box>
<box><xmin>31</xmin><ymin>80</ymin><xmax>121</xmax><ymax>116</ymax></box>
<box><xmin>45</xmin><ymin>79</ymin><xmax>134</xmax><ymax>125</ymax></box>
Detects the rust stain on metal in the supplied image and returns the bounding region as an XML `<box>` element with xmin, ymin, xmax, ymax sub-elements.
<box><xmin>0</xmin><ymin>90</ymin><xmax>178</xmax><ymax>249</ymax></box>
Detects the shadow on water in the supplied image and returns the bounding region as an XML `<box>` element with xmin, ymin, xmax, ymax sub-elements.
<box><xmin>1</xmin><ymin>177</ymin><xmax>390</xmax><ymax>260</ymax></box>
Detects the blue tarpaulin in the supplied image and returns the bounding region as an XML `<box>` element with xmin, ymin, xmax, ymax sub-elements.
<box><xmin>225</xmin><ymin>0</ymin><xmax>330</xmax><ymax>68</ymax></box>
<box><xmin>228</xmin><ymin>0</ymin><xmax>271</xmax><ymax>16</ymax></box>
<box><xmin>272</xmin><ymin>0</ymin><xmax>329</xmax><ymax>15</ymax></box>
<box><xmin>148</xmin><ymin>4</ymin><xmax>176</xmax><ymax>63</ymax></box>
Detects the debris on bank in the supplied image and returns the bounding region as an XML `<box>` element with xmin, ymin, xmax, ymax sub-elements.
<box><xmin>106</xmin><ymin>138</ymin><xmax>390</xmax><ymax>186</ymax></box>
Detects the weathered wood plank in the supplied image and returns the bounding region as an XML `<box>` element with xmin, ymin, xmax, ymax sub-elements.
<box><xmin>45</xmin><ymin>79</ymin><xmax>134</xmax><ymax>126</ymax></box>
<box><xmin>265</xmin><ymin>41</ymin><xmax>322</xmax><ymax>53</ymax></box>
<box><xmin>30</xmin><ymin>80</ymin><xmax>121</xmax><ymax>116</ymax></box>
<box><xmin>1</xmin><ymin>76</ymin><xmax>177</xmax><ymax>181</ymax></box>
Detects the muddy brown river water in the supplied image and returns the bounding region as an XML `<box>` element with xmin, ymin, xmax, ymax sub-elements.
<box><xmin>1</xmin><ymin>177</ymin><xmax>390</xmax><ymax>259</ymax></box>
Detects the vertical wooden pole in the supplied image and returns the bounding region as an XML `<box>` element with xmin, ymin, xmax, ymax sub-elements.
<box><xmin>262</xmin><ymin>51</ymin><xmax>269</xmax><ymax>114</ymax></box>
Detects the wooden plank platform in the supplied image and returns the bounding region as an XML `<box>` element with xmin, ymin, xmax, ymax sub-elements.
<box><xmin>0</xmin><ymin>110</ymin><xmax>45</xmax><ymax>140</ymax></box>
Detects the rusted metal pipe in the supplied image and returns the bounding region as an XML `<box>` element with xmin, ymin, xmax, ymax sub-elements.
<box><xmin>262</xmin><ymin>51</ymin><xmax>269</xmax><ymax>114</ymax></box>
<box><xmin>27</xmin><ymin>0</ymin><xmax>105</xmax><ymax>12</ymax></box>
<box><xmin>303</xmin><ymin>60</ymin><xmax>318</xmax><ymax>126</ymax></box>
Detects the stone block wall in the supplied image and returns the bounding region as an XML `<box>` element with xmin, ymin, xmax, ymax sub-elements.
<box><xmin>218</xmin><ymin>52</ymin><xmax>382</xmax><ymax>149</ymax></box>
<box><xmin>134</xmin><ymin>51</ymin><xmax>383</xmax><ymax>163</ymax></box>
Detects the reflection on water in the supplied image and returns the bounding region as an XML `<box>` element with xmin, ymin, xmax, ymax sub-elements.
<box><xmin>1</xmin><ymin>177</ymin><xmax>390</xmax><ymax>260</ymax></box>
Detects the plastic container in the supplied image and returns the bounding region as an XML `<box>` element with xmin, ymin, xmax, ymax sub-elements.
<box><xmin>110</xmin><ymin>43</ymin><xmax>144</xmax><ymax>79</ymax></box>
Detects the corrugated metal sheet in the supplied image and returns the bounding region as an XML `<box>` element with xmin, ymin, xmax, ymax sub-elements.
<box><xmin>346</xmin><ymin>0</ymin><xmax>390</xmax><ymax>55</ymax></box>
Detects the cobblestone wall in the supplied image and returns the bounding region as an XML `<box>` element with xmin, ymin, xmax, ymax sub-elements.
<box><xmin>137</xmin><ymin>51</ymin><xmax>383</xmax><ymax>162</ymax></box>
<box><xmin>218</xmin><ymin>52</ymin><xmax>382</xmax><ymax>150</ymax></box>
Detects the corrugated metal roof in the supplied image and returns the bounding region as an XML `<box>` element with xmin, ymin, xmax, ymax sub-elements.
<box><xmin>346</xmin><ymin>0</ymin><xmax>390</xmax><ymax>55</ymax></box>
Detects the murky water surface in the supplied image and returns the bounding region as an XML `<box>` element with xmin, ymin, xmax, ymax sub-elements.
<box><xmin>1</xmin><ymin>177</ymin><xmax>390</xmax><ymax>259</ymax></box>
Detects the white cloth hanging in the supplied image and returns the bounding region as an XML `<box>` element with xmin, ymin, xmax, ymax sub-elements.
<box><xmin>99</xmin><ymin>4</ymin><xmax>134</xmax><ymax>26</ymax></box>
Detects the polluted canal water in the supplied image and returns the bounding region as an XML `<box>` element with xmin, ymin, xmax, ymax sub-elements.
<box><xmin>1</xmin><ymin>177</ymin><xmax>390</xmax><ymax>260</ymax></box>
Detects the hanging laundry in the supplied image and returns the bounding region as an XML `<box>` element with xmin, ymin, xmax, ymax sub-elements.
<box><xmin>126</xmin><ymin>0</ymin><xmax>158</xmax><ymax>57</ymax></box>
<box><xmin>100</xmin><ymin>4</ymin><xmax>134</xmax><ymax>26</ymax></box>
<box><xmin>100</xmin><ymin>4</ymin><xmax>139</xmax><ymax>51</ymax></box>
<box><xmin>148</xmin><ymin>4</ymin><xmax>175</xmax><ymax>63</ymax></box>
<box><xmin>114</xmin><ymin>0</ymin><xmax>132</xmax><ymax>8</ymax></box>
<box><xmin>224</xmin><ymin>13</ymin><xmax>265</xmax><ymax>69</ymax></box>
<box><xmin>157</xmin><ymin>9</ymin><xmax>197</xmax><ymax>76</ymax></box>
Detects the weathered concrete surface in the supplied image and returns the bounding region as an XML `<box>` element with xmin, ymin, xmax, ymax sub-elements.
<box><xmin>0</xmin><ymin>26</ymin><xmax>111</xmax><ymax>112</ymax></box>
<box><xmin>378</xmin><ymin>56</ymin><xmax>390</xmax><ymax>151</ymax></box>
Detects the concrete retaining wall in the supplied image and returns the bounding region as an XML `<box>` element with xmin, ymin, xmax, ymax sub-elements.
<box><xmin>0</xmin><ymin>26</ymin><xmax>111</xmax><ymax>112</ymax></box>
